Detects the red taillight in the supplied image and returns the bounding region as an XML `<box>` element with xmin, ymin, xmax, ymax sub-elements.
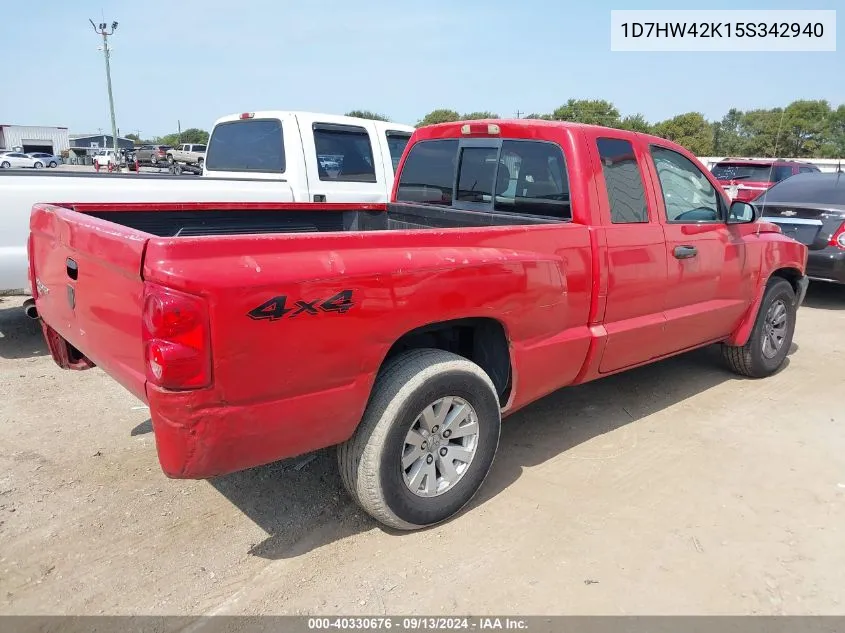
<box><xmin>142</xmin><ymin>284</ymin><xmax>211</xmax><ymax>390</ymax></box>
<box><xmin>240</xmin><ymin>112</ymin><xmax>254</xmax><ymax>119</ymax></box>
<box><xmin>829</xmin><ymin>222</ymin><xmax>845</xmax><ymax>249</ymax></box>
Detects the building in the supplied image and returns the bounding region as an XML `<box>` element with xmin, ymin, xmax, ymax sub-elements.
<box><xmin>0</xmin><ymin>125</ymin><xmax>70</xmax><ymax>154</ymax></box>
<box><xmin>68</xmin><ymin>133</ymin><xmax>135</xmax><ymax>159</ymax></box>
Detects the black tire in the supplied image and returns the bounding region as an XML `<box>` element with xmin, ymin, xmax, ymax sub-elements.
<box><xmin>49</xmin><ymin>161</ymin><xmax>57</xmax><ymax>168</ymax></box>
<box><xmin>34</xmin><ymin>162</ymin><xmax>43</xmax><ymax>169</ymax></box>
<box><xmin>722</xmin><ymin>278</ymin><xmax>796</xmax><ymax>378</ymax></box>
<box><xmin>197</xmin><ymin>158</ymin><xmax>204</xmax><ymax>172</ymax></box>
<box><xmin>0</xmin><ymin>161</ymin><xmax>9</xmax><ymax>169</ymax></box>
<box><xmin>150</xmin><ymin>155</ymin><xmax>158</xmax><ymax>166</ymax></box>
<box><xmin>338</xmin><ymin>349</ymin><xmax>501</xmax><ymax>530</ymax></box>
<box><xmin>167</xmin><ymin>155</ymin><xmax>174</xmax><ymax>165</ymax></box>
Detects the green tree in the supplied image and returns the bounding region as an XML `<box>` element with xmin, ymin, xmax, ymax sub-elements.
<box><xmin>736</xmin><ymin>109</ymin><xmax>783</xmax><ymax>157</ymax></box>
<box><xmin>461</xmin><ymin>111</ymin><xmax>499</xmax><ymax>120</ymax></box>
<box><xmin>154</xmin><ymin>128</ymin><xmax>209</xmax><ymax>147</ymax></box>
<box><xmin>779</xmin><ymin>100</ymin><xmax>833</xmax><ymax>157</ymax></box>
<box><xmin>619</xmin><ymin>114</ymin><xmax>651</xmax><ymax>133</ymax></box>
<box><xmin>713</xmin><ymin>108</ymin><xmax>744</xmax><ymax>155</ymax></box>
<box><xmin>417</xmin><ymin>109</ymin><xmax>462</xmax><ymax>126</ymax></box>
<box><xmin>125</xmin><ymin>133</ymin><xmax>141</xmax><ymax>142</ymax></box>
<box><xmin>552</xmin><ymin>99</ymin><xmax>621</xmax><ymax>127</ymax></box>
<box><xmin>829</xmin><ymin>104</ymin><xmax>845</xmax><ymax>158</ymax></box>
<box><xmin>524</xmin><ymin>113</ymin><xmax>554</xmax><ymax>120</ymax></box>
<box><xmin>345</xmin><ymin>110</ymin><xmax>390</xmax><ymax>121</ymax></box>
<box><xmin>652</xmin><ymin>112</ymin><xmax>714</xmax><ymax>155</ymax></box>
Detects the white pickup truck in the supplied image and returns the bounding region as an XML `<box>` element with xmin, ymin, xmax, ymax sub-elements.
<box><xmin>0</xmin><ymin>111</ymin><xmax>414</xmax><ymax>293</ymax></box>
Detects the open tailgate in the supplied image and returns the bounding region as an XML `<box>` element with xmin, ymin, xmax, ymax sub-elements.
<box><xmin>30</xmin><ymin>204</ymin><xmax>150</xmax><ymax>401</ymax></box>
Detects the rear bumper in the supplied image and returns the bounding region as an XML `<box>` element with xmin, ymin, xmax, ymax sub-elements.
<box><xmin>147</xmin><ymin>380</ymin><xmax>369</xmax><ymax>479</ymax></box>
<box><xmin>806</xmin><ymin>247</ymin><xmax>845</xmax><ymax>285</ymax></box>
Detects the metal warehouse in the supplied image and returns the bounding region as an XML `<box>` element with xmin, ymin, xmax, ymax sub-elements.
<box><xmin>0</xmin><ymin>125</ymin><xmax>70</xmax><ymax>154</ymax></box>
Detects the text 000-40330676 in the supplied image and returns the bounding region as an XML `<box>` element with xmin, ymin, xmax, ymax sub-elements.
<box><xmin>610</xmin><ymin>9</ymin><xmax>836</xmax><ymax>52</ymax></box>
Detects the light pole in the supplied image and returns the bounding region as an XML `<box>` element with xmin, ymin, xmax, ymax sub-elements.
<box><xmin>89</xmin><ymin>19</ymin><xmax>120</xmax><ymax>162</ymax></box>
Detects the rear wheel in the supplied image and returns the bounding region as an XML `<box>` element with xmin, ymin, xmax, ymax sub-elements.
<box><xmin>48</xmin><ymin>161</ymin><xmax>57</xmax><ymax>168</ymax></box>
<box><xmin>150</xmin><ymin>155</ymin><xmax>158</xmax><ymax>166</ymax></box>
<box><xmin>722</xmin><ymin>277</ymin><xmax>796</xmax><ymax>378</ymax></box>
<box><xmin>34</xmin><ymin>162</ymin><xmax>43</xmax><ymax>169</ymax></box>
<box><xmin>338</xmin><ymin>349</ymin><xmax>501</xmax><ymax>530</ymax></box>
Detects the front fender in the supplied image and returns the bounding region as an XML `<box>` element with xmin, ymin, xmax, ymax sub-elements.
<box><xmin>726</xmin><ymin>237</ymin><xmax>807</xmax><ymax>347</ymax></box>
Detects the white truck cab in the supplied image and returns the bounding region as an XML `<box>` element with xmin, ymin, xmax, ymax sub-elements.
<box><xmin>203</xmin><ymin>111</ymin><xmax>415</xmax><ymax>203</ymax></box>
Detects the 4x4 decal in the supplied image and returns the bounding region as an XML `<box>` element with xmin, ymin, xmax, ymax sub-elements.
<box><xmin>247</xmin><ymin>290</ymin><xmax>354</xmax><ymax>322</ymax></box>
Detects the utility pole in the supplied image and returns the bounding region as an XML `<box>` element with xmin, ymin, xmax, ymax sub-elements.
<box><xmin>89</xmin><ymin>18</ymin><xmax>120</xmax><ymax>161</ymax></box>
<box><xmin>515</xmin><ymin>110</ymin><xmax>523</xmax><ymax>119</ymax></box>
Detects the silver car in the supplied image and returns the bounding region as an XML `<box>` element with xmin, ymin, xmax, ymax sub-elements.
<box><xmin>27</xmin><ymin>152</ymin><xmax>61</xmax><ymax>168</ymax></box>
<box><xmin>0</xmin><ymin>152</ymin><xmax>44</xmax><ymax>168</ymax></box>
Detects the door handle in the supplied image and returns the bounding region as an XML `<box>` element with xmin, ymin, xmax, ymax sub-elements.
<box><xmin>673</xmin><ymin>245</ymin><xmax>698</xmax><ymax>259</ymax></box>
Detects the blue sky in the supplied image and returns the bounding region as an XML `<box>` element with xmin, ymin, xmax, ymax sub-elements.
<box><xmin>2</xmin><ymin>0</ymin><xmax>841</xmax><ymax>137</ymax></box>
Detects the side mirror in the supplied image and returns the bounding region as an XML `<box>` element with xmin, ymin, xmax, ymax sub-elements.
<box><xmin>727</xmin><ymin>200</ymin><xmax>760</xmax><ymax>224</ymax></box>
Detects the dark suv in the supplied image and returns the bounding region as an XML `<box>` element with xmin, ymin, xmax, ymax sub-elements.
<box><xmin>711</xmin><ymin>159</ymin><xmax>821</xmax><ymax>202</ymax></box>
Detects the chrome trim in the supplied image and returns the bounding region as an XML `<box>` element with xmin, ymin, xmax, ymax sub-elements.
<box><xmin>763</xmin><ymin>217</ymin><xmax>823</xmax><ymax>226</ymax></box>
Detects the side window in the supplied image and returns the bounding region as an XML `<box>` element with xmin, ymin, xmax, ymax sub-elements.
<box><xmin>395</xmin><ymin>139</ymin><xmax>458</xmax><ymax>205</ymax></box>
<box><xmin>385</xmin><ymin>131</ymin><xmax>411</xmax><ymax>171</ymax></box>
<box><xmin>596</xmin><ymin>138</ymin><xmax>648</xmax><ymax>223</ymax></box>
<box><xmin>313</xmin><ymin>123</ymin><xmax>376</xmax><ymax>183</ymax></box>
<box><xmin>494</xmin><ymin>140</ymin><xmax>569</xmax><ymax>218</ymax></box>
<box><xmin>798</xmin><ymin>166</ymin><xmax>815</xmax><ymax>174</ymax></box>
<box><xmin>651</xmin><ymin>146</ymin><xmax>721</xmax><ymax>223</ymax></box>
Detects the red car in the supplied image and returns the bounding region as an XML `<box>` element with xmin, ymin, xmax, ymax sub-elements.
<box><xmin>711</xmin><ymin>158</ymin><xmax>820</xmax><ymax>202</ymax></box>
<box><xmin>27</xmin><ymin>119</ymin><xmax>809</xmax><ymax>529</ymax></box>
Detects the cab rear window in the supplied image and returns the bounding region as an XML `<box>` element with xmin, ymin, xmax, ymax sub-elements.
<box><xmin>711</xmin><ymin>163</ymin><xmax>792</xmax><ymax>182</ymax></box>
<box><xmin>206</xmin><ymin>119</ymin><xmax>285</xmax><ymax>173</ymax></box>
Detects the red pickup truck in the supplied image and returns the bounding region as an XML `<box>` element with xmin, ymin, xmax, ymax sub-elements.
<box><xmin>28</xmin><ymin>119</ymin><xmax>808</xmax><ymax>530</ymax></box>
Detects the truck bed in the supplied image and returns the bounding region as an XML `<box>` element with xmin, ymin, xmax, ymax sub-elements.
<box><xmin>76</xmin><ymin>201</ymin><xmax>569</xmax><ymax>237</ymax></box>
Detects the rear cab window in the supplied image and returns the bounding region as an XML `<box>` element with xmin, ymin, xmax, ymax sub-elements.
<box><xmin>206</xmin><ymin>119</ymin><xmax>285</xmax><ymax>173</ymax></box>
<box><xmin>396</xmin><ymin>138</ymin><xmax>570</xmax><ymax>220</ymax></box>
<box><xmin>711</xmin><ymin>162</ymin><xmax>791</xmax><ymax>183</ymax></box>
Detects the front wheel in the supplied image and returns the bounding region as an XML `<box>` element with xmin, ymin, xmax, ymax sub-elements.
<box><xmin>338</xmin><ymin>349</ymin><xmax>501</xmax><ymax>530</ymax></box>
<box><xmin>34</xmin><ymin>162</ymin><xmax>43</xmax><ymax>169</ymax></box>
<box><xmin>0</xmin><ymin>161</ymin><xmax>9</xmax><ymax>169</ymax></box>
<box><xmin>722</xmin><ymin>277</ymin><xmax>797</xmax><ymax>378</ymax></box>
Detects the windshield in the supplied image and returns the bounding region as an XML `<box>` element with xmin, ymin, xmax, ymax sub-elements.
<box><xmin>711</xmin><ymin>163</ymin><xmax>792</xmax><ymax>182</ymax></box>
<box><xmin>206</xmin><ymin>119</ymin><xmax>285</xmax><ymax>173</ymax></box>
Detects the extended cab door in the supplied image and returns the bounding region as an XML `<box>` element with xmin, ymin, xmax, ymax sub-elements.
<box><xmin>645</xmin><ymin>144</ymin><xmax>753</xmax><ymax>353</ymax></box>
<box><xmin>583</xmin><ymin>130</ymin><xmax>670</xmax><ymax>374</ymax></box>
<box><xmin>298</xmin><ymin>115</ymin><xmax>390</xmax><ymax>203</ymax></box>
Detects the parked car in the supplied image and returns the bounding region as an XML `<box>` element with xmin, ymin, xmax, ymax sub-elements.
<box><xmin>0</xmin><ymin>152</ymin><xmax>43</xmax><ymax>169</ymax></box>
<box><xmin>28</xmin><ymin>118</ymin><xmax>808</xmax><ymax>530</ymax></box>
<box><xmin>0</xmin><ymin>112</ymin><xmax>414</xmax><ymax>293</ymax></box>
<box><xmin>26</xmin><ymin>152</ymin><xmax>61</xmax><ymax>168</ymax></box>
<box><xmin>167</xmin><ymin>143</ymin><xmax>206</xmax><ymax>169</ymax></box>
<box><xmin>755</xmin><ymin>171</ymin><xmax>845</xmax><ymax>285</ymax></box>
<box><xmin>135</xmin><ymin>145</ymin><xmax>172</xmax><ymax>166</ymax></box>
<box><xmin>93</xmin><ymin>149</ymin><xmax>118</xmax><ymax>168</ymax></box>
<box><xmin>711</xmin><ymin>158</ymin><xmax>821</xmax><ymax>202</ymax></box>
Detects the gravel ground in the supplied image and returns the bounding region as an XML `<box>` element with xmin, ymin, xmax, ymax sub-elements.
<box><xmin>0</xmin><ymin>286</ymin><xmax>843</xmax><ymax>616</ymax></box>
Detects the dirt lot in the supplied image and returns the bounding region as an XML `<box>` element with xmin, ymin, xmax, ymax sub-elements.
<box><xmin>1</xmin><ymin>287</ymin><xmax>843</xmax><ymax>616</ymax></box>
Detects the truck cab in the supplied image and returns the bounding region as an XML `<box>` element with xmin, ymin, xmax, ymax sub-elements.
<box><xmin>203</xmin><ymin>111</ymin><xmax>415</xmax><ymax>203</ymax></box>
